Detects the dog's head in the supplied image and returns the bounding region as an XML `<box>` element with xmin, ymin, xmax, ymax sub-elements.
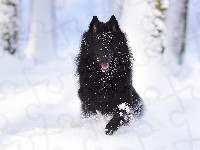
<box><xmin>87</xmin><ymin>15</ymin><xmax>122</xmax><ymax>72</ymax></box>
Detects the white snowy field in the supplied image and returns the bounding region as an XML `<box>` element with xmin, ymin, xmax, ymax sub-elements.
<box><xmin>1</xmin><ymin>41</ymin><xmax>200</xmax><ymax>149</ymax></box>
<box><xmin>1</xmin><ymin>0</ymin><xmax>200</xmax><ymax>150</ymax></box>
<box><xmin>0</xmin><ymin>42</ymin><xmax>200</xmax><ymax>150</ymax></box>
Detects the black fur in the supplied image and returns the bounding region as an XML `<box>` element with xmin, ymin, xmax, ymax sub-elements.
<box><xmin>76</xmin><ymin>15</ymin><xmax>144</xmax><ymax>135</ymax></box>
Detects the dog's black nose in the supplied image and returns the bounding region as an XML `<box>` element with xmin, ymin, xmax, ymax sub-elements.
<box><xmin>100</xmin><ymin>58</ymin><xmax>110</xmax><ymax>63</ymax></box>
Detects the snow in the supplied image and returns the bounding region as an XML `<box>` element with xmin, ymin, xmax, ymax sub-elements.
<box><xmin>0</xmin><ymin>0</ymin><xmax>200</xmax><ymax>150</ymax></box>
<box><xmin>118</xmin><ymin>102</ymin><xmax>130</xmax><ymax>113</ymax></box>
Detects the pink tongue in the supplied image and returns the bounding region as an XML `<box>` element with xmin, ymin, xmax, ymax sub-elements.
<box><xmin>101</xmin><ymin>63</ymin><xmax>109</xmax><ymax>70</ymax></box>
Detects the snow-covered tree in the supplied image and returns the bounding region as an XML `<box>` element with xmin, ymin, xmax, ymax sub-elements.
<box><xmin>164</xmin><ymin>0</ymin><xmax>189</xmax><ymax>64</ymax></box>
<box><xmin>0</xmin><ymin>0</ymin><xmax>20</xmax><ymax>54</ymax></box>
<box><xmin>148</xmin><ymin>0</ymin><xmax>168</xmax><ymax>53</ymax></box>
<box><xmin>26</xmin><ymin>0</ymin><xmax>55</xmax><ymax>62</ymax></box>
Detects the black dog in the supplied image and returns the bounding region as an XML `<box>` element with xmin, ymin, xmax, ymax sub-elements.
<box><xmin>76</xmin><ymin>15</ymin><xmax>144</xmax><ymax>135</ymax></box>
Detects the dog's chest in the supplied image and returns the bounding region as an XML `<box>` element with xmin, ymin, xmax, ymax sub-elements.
<box><xmin>93</xmin><ymin>76</ymin><xmax>113</xmax><ymax>99</ymax></box>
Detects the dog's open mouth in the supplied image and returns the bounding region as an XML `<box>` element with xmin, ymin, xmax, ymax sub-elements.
<box><xmin>101</xmin><ymin>63</ymin><xmax>109</xmax><ymax>72</ymax></box>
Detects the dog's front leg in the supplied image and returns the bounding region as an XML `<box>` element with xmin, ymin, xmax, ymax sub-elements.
<box><xmin>105</xmin><ymin>113</ymin><xmax>122</xmax><ymax>135</ymax></box>
<box><xmin>78</xmin><ymin>88</ymin><xmax>97</xmax><ymax>117</ymax></box>
<box><xmin>105</xmin><ymin>102</ymin><xmax>133</xmax><ymax>135</ymax></box>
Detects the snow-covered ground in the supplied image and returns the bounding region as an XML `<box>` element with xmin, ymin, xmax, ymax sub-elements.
<box><xmin>0</xmin><ymin>0</ymin><xmax>200</xmax><ymax>150</ymax></box>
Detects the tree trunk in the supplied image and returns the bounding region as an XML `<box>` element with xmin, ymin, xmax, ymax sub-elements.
<box><xmin>164</xmin><ymin>0</ymin><xmax>189</xmax><ymax>64</ymax></box>
<box><xmin>180</xmin><ymin>0</ymin><xmax>189</xmax><ymax>64</ymax></box>
<box><xmin>26</xmin><ymin>0</ymin><xmax>54</xmax><ymax>62</ymax></box>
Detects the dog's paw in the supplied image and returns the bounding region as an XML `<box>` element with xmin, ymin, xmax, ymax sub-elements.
<box><xmin>105</xmin><ymin>129</ymin><xmax>114</xmax><ymax>135</ymax></box>
<box><xmin>105</xmin><ymin>123</ymin><xmax>118</xmax><ymax>135</ymax></box>
<box><xmin>105</xmin><ymin>126</ymin><xmax>114</xmax><ymax>135</ymax></box>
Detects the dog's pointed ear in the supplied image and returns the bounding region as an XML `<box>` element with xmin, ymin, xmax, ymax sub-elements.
<box><xmin>109</xmin><ymin>15</ymin><xmax>119</xmax><ymax>32</ymax></box>
<box><xmin>89</xmin><ymin>16</ymin><xmax>99</xmax><ymax>32</ymax></box>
